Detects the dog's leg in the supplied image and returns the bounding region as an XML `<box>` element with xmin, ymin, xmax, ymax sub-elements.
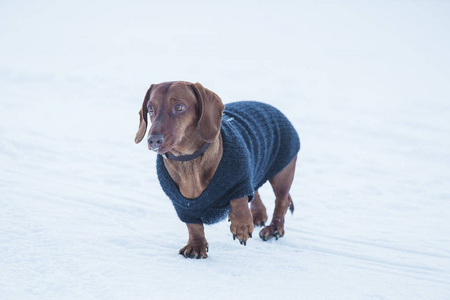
<box><xmin>228</xmin><ymin>197</ymin><xmax>254</xmax><ymax>246</ymax></box>
<box><xmin>260</xmin><ymin>156</ymin><xmax>297</xmax><ymax>241</ymax></box>
<box><xmin>251</xmin><ymin>191</ymin><xmax>268</xmax><ymax>226</ymax></box>
<box><xmin>179</xmin><ymin>223</ymin><xmax>209</xmax><ymax>259</ymax></box>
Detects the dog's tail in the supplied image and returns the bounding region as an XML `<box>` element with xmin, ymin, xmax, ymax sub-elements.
<box><xmin>288</xmin><ymin>195</ymin><xmax>294</xmax><ymax>215</ymax></box>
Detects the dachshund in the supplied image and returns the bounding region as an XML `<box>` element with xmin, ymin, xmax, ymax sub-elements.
<box><xmin>135</xmin><ymin>81</ymin><xmax>300</xmax><ymax>259</ymax></box>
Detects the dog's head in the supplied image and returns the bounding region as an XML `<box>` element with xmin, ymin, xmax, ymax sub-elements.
<box><xmin>134</xmin><ymin>81</ymin><xmax>224</xmax><ymax>155</ymax></box>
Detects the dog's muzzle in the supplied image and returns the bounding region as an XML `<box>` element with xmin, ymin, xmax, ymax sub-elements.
<box><xmin>148</xmin><ymin>134</ymin><xmax>164</xmax><ymax>151</ymax></box>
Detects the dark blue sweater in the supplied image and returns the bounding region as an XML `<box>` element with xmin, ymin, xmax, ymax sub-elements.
<box><xmin>156</xmin><ymin>101</ymin><xmax>300</xmax><ymax>224</ymax></box>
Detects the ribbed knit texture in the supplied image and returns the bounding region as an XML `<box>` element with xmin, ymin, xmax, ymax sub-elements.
<box><xmin>157</xmin><ymin>101</ymin><xmax>301</xmax><ymax>224</ymax></box>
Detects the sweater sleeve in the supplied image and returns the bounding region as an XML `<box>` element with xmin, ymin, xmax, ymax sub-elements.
<box><xmin>200</xmin><ymin>171</ymin><xmax>254</xmax><ymax>224</ymax></box>
<box><xmin>199</xmin><ymin>146</ymin><xmax>255</xmax><ymax>224</ymax></box>
<box><xmin>174</xmin><ymin>208</ymin><xmax>204</xmax><ymax>224</ymax></box>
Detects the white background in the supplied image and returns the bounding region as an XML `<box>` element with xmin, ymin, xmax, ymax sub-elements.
<box><xmin>1</xmin><ymin>0</ymin><xmax>450</xmax><ymax>299</ymax></box>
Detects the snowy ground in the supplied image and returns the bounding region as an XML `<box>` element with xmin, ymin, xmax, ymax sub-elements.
<box><xmin>1</xmin><ymin>1</ymin><xmax>450</xmax><ymax>299</ymax></box>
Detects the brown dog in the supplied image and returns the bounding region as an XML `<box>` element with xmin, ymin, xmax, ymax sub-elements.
<box><xmin>135</xmin><ymin>81</ymin><xmax>300</xmax><ymax>259</ymax></box>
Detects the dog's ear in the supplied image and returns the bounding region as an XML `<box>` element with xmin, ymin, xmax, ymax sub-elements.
<box><xmin>134</xmin><ymin>85</ymin><xmax>154</xmax><ymax>144</ymax></box>
<box><xmin>191</xmin><ymin>82</ymin><xmax>224</xmax><ymax>143</ymax></box>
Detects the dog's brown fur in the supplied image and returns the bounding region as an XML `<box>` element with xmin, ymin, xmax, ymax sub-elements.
<box><xmin>135</xmin><ymin>81</ymin><xmax>297</xmax><ymax>259</ymax></box>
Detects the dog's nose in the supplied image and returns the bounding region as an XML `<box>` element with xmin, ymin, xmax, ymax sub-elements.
<box><xmin>148</xmin><ymin>134</ymin><xmax>164</xmax><ymax>150</ymax></box>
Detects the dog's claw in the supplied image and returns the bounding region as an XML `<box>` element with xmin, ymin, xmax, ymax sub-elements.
<box><xmin>259</xmin><ymin>229</ymin><xmax>266</xmax><ymax>241</ymax></box>
<box><xmin>238</xmin><ymin>239</ymin><xmax>247</xmax><ymax>246</ymax></box>
<box><xmin>180</xmin><ymin>248</ymin><xmax>207</xmax><ymax>259</ymax></box>
<box><xmin>249</xmin><ymin>233</ymin><xmax>252</xmax><ymax>238</ymax></box>
<box><xmin>233</xmin><ymin>234</ymin><xmax>236</xmax><ymax>240</ymax></box>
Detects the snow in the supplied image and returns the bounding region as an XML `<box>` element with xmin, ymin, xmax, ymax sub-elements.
<box><xmin>1</xmin><ymin>0</ymin><xmax>450</xmax><ymax>299</ymax></box>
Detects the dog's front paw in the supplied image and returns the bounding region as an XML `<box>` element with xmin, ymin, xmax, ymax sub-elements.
<box><xmin>229</xmin><ymin>197</ymin><xmax>254</xmax><ymax>246</ymax></box>
<box><xmin>179</xmin><ymin>239</ymin><xmax>209</xmax><ymax>259</ymax></box>
<box><xmin>228</xmin><ymin>211</ymin><xmax>254</xmax><ymax>246</ymax></box>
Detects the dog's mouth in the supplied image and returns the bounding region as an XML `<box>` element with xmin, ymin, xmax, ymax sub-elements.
<box><xmin>148</xmin><ymin>144</ymin><xmax>168</xmax><ymax>153</ymax></box>
<box><xmin>147</xmin><ymin>136</ymin><xmax>181</xmax><ymax>155</ymax></box>
<box><xmin>147</xmin><ymin>143</ymin><xmax>175</xmax><ymax>155</ymax></box>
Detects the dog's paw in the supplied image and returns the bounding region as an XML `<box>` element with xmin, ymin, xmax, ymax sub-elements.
<box><xmin>229</xmin><ymin>197</ymin><xmax>255</xmax><ymax>246</ymax></box>
<box><xmin>229</xmin><ymin>214</ymin><xmax>254</xmax><ymax>246</ymax></box>
<box><xmin>179</xmin><ymin>240</ymin><xmax>209</xmax><ymax>259</ymax></box>
<box><xmin>250</xmin><ymin>196</ymin><xmax>267</xmax><ymax>226</ymax></box>
<box><xmin>251</xmin><ymin>210</ymin><xmax>268</xmax><ymax>227</ymax></box>
<box><xmin>250</xmin><ymin>200</ymin><xmax>268</xmax><ymax>227</ymax></box>
<box><xmin>259</xmin><ymin>219</ymin><xmax>285</xmax><ymax>241</ymax></box>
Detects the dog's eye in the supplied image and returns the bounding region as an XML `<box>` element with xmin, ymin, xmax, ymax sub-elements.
<box><xmin>174</xmin><ymin>104</ymin><xmax>185</xmax><ymax>112</ymax></box>
<box><xmin>148</xmin><ymin>105</ymin><xmax>154</xmax><ymax>115</ymax></box>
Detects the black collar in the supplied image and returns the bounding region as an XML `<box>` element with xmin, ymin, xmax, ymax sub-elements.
<box><xmin>161</xmin><ymin>143</ymin><xmax>211</xmax><ymax>162</ymax></box>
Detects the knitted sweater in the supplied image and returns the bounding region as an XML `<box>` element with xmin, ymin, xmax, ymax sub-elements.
<box><xmin>156</xmin><ymin>101</ymin><xmax>300</xmax><ymax>224</ymax></box>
